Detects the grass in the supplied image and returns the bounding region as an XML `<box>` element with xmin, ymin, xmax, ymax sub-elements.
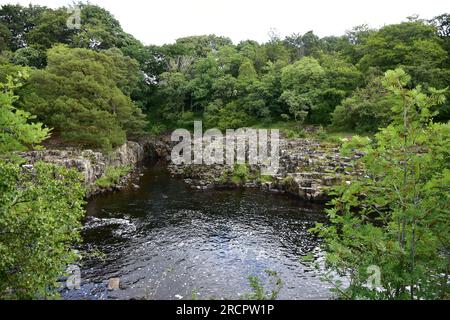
<box><xmin>230</xmin><ymin>164</ymin><xmax>250</xmax><ymax>185</ymax></box>
<box><xmin>258</xmin><ymin>175</ymin><xmax>274</xmax><ymax>184</ymax></box>
<box><xmin>95</xmin><ymin>165</ymin><xmax>132</xmax><ymax>188</ymax></box>
<box><xmin>219</xmin><ymin>164</ymin><xmax>251</xmax><ymax>186</ymax></box>
<box><xmin>281</xmin><ymin>176</ymin><xmax>295</xmax><ymax>186</ymax></box>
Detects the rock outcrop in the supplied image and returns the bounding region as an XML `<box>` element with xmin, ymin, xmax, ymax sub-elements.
<box><xmin>168</xmin><ymin>137</ymin><xmax>364</xmax><ymax>202</ymax></box>
<box><xmin>21</xmin><ymin>134</ymin><xmax>362</xmax><ymax>202</ymax></box>
<box><xmin>22</xmin><ymin>138</ymin><xmax>171</xmax><ymax>197</ymax></box>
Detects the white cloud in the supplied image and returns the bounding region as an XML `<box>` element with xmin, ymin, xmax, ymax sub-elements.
<box><xmin>1</xmin><ymin>0</ymin><xmax>449</xmax><ymax>45</ymax></box>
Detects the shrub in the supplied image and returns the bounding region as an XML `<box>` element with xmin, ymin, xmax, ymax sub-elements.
<box><xmin>0</xmin><ymin>162</ymin><xmax>85</xmax><ymax>299</ymax></box>
<box><xmin>95</xmin><ymin>165</ymin><xmax>132</xmax><ymax>188</ymax></box>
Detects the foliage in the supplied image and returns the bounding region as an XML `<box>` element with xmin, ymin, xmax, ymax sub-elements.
<box><xmin>0</xmin><ymin>72</ymin><xmax>50</xmax><ymax>159</ymax></box>
<box><xmin>280</xmin><ymin>57</ymin><xmax>325</xmax><ymax>123</ymax></box>
<box><xmin>219</xmin><ymin>164</ymin><xmax>251</xmax><ymax>186</ymax></box>
<box><xmin>331</xmin><ymin>77</ymin><xmax>401</xmax><ymax>133</ymax></box>
<box><xmin>313</xmin><ymin>69</ymin><xmax>450</xmax><ymax>300</ymax></box>
<box><xmin>245</xmin><ymin>270</ymin><xmax>283</xmax><ymax>300</ymax></box>
<box><xmin>94</xmin><ymin>165</ymin><xmax>132</xmax><ymax>188</ymax></box>
<box><xmin>1</xmin><ymin>4</ymin><xmax>449</xmax><ymax>131</ymax></box>
<box><xmin>12</xmin><ymin>47</ymin><xmax>46</xmax><ymax>68</ymax></box>
<box><xmin>258</xmin><ymin>175</ymin><xmax>274</xmax><ymax>184</ymax></box>
<box><xmin>0</xmin><ymin>71</ymin><xmax>85</xmax><ymax>299</ymax></box>
<box><xmin>18</xmin><ymin>45</ymin><xmax>147</xmax><ymax>150</ymax></box>
<box><xmin>0</xmin><ymin>161</ymin><xmax>85</xmax><ymax>299</ymax></box>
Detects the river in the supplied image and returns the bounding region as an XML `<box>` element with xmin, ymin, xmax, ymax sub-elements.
<box><xmin>62</xmin><ymin>161</ymin><xmax>336</xmax><ymax>300</ymax></box>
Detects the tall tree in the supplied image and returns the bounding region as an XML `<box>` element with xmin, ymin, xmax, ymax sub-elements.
<box><xmin>314</xmin><ymin>69</ymin><xmax>449</xmax><ymax>300</ymax></box>
<box><xmin>19</xmin><ymin>45</ymin><xmax>147</xmax><ymax>150</ymax></box>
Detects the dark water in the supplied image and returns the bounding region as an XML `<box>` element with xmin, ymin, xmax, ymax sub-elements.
<box><xmin>69</xmin><ymin>161</ymin><xmax>334</xmax><ymax>300</ymax></box>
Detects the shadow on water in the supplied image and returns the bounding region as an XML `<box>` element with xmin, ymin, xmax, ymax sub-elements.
<box><xmin>63</xmin><ymin>160</ymin><xmax>335</xmax><ymax>300</ymax></box>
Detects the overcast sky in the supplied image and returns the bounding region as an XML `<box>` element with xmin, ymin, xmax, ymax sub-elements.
<box><xmin>1</xmin><ymin>0</ymin><xmax>449</xmax><ymax>45</ymax></box>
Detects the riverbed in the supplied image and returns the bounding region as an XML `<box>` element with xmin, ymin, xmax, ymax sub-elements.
<box><xmin>62</xmin><ymin>161</ymin><xmax>335</xmax><ymax>300</ymax></box>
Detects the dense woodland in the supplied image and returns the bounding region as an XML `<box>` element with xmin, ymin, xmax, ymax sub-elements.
<box><xmin>0</xmin><ymin>4</ymin><xmax>449</xmax><ymax>149</ymax></box>
<box><xmin>0</xmin><ymin>3</ymin><xmax>449</xmax><ymax>299</ymax></box>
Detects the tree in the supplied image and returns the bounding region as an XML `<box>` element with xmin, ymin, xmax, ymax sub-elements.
<box><xmin>19</xmin><ymin>45</ymin><xmax>147</xmax><ymax>150</ymax></box>
<box><xmin>331</xmin><ymin>76</ymin><xmax>400</xmax><ymax>133</ymax></box>
<box><xmin>0</xmin><ymin>71</ymin><xmax>49</xmax><ymax>158</ymax></box>
<box><xmin>24</xmin><ymin>7</ymin><xmax>75</xmax><ymax>50</ymax></box>
<box><xmin>0</xmin><ymin>22</ymin><xmax>12</xmax><ymax>51</ymax></box>
<box><xmin>169</xmin><ymin>35</ymin><xmax>232</xmax><ymax>58</ymax></box>
<box><xmin>12</xmin><ymin>46</ymin><xmax>46</xmax><ymax>68</ymax></box>
<box><xmin>158</xmin><ymin>71</ymin><xmax>190</xmax><ymax>122</ymax></box>
<box><xmin>204</xmin><ymin>100</ymin><xmax>252</xmax><ymax>130</ymax></box>
<box><xmin>313</xmin><ymin>54</ymin><xmax>363</xmax><ymax>124</ymax></box>
<box><xmin>0</xmin><ymin>162</ymin><xmax>85</xmax><ymax>299</ymax></box>
<box><xmin>189</xmin><ymin>55</ymin><xmax>223</xmax><ymax>112</ymax></box>
<box><xmin>314</xmin><ymin>69</ymin><xmax>449</xmax><ymax>300</ymax></box>
<box><xmin>284</xmin><ymin>31</ymin><xmax>322</xmax><ymax>60</ymax></box>
<box><xmin>429</xmin><ymin>13</ymin><xmax>450</xmax><ymax>37</ymax></box>
<box><xmin>237</xmin><ymin>58</ymin><xmax>258</xmax><ymax>82</ymax></box>
<box><xmin>0</xmin><ymin>4</ymin><xmax>46</xmax><ymax>50</ymax></box>
<box><xmin>280</xmin><ymin>57</ymin><xmax>325</xmax><ymax>123</ymax></box>
<box><xmin>71</xmin><ymin>4</ymin><xmax>139</xmax><ymax>50</ymax></box>
<box><xmin>358</xmin><ymin>21</ymin><xmax>447</xmax><ymax>84</ymax></box>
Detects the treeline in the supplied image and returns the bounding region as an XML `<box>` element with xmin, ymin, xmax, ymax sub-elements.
<box><xmin>1</xmin><ymin>3</ymin><xmax>449</xmax><ymax>150</ymax></box>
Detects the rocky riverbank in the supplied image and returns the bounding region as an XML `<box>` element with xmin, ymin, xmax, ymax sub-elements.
<box><xmin>168</xmin><ymin>137</ymin><xmax>364</xmax><ymax>202</ymax></box>
<box><xmin>22</xmin><ymin>134</ymin><xmax>362</xmax><ymax>201</ymax></box>
<box><xmin>22</xmin><ymin>137</ymin><xmax>171</xmax><ymax>197</ymax></box>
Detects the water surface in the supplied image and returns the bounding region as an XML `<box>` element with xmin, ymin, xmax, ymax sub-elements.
<box><xmin>71</xmin><ymin>161</ymin><xmax>333</xmax><ymax>300</ymax></box>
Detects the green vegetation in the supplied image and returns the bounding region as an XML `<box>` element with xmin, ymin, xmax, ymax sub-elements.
<box><xmin>219</xmin><ymin>164</ymin><xmax>252</xmax><ymax>186</ymax></box>
<box><xmin>0</xmin><ymin>2</ymin><xmax>449</xmax><ymax>300</ymax></box>
<box><xmin>312</xmin><ymin>69</ymin><xmax>450</xmax><ymax>300</ymax></box>
<box><xmin>1</xmin><ymin>4</ymin><xmax>448</xmax><ymax>140</ymax></box>
<box><xmin>0</xmin><ymin>71</ymin><xmax>49</xmax><ymax>159</ymax></box>
<box><xmin>18</xmin><ymin>45</ymin><xmax>147</xmax><ymax>150</ymax></box>
<box><xmin>0</xmin><ymin>162</ymin><xmax>85</xmax><ymax>299</ymax></box>
<box><xmin>0</xmin><ymin>73</ymin><xmax>85</xmax><ymax>299</ymax></box>
<box><xmin>245</xmin><ymin>270</ymin><xmax>283</xmax><ymax>300</ymax></box>
<box><xmin>258</xmin><ymin>175</ymin><xmax>274</xmax><ymax>184</ymax></box>
<box><xmin>94</xmin><ymin>165</ymin><xmax>132</xmax><ymax>188</ymax></box>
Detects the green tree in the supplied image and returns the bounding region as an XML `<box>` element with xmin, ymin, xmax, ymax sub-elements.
<box><xmin>12</xmin><ymin>46</ymin><xmax>46</xmax><ymax>68</ymax></box>
<box><xmin>0</xmin><ymin>71</ymin><xmax>49</xmax><ymax>158</ymax></box>
<box><xmin>313</xmin><ymin>54</ymin><xmax>363</xmax><ymax>124</ymax></box>
<box><xmin>158</xmin><ymin>71</ymin><xmax>190</xmax><ymax>122</ymax></box>
<box><xmin>280</xmin><ymin>57</ymin><xmax>325</xmax><ymax>123</ymax></box>
<box><xmin>19</xmin><ymin>45</ymin><xmax>147</xmax><ymax>150</ymax></box>
<box><xmin>0</xmin><ymin>4</ymin><xmax>46</xmax><ymax>50</ymax></box>
<box><xmin>24</xmin><ymin>7</ymin><xmax>74</xmax><ymax>50</ymax></box>
<box><xmin>0</xmin><ymin>22</ymin><xmax>12</xmax><ymax>51</ymax></box>
<box><xmin>331</xmin><ymin>76</ymin><xmax>400</xmax><ymax>133</ymax></box>
<box><xmin>0</xmin><ymin>73</ymin><xmax>84</xmax><ymax>299</ymax></box>
<box><xmin>0</xmin><ymin>162</ymin><xmax>85</xmax><ymax>299</ymax></box>
<box><xmin>189</xmin><ymin>55</ymin><xmax>223</xmax><ymax>112</ymax></box>
<box><xmin>314</xmin><ymin>69</ymin><xmax>449</xmax><ymax>300</ymax></box>
<box><xmin>358</xmin><ymin>21</ymin><xmax>447</xmax><ymax>88</ymax></box>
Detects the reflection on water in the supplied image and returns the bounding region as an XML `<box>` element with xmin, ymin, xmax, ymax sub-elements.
<box><xmin>69</xmin><ymin>161</ymin><xmax>334</xmax><ymax>300</ymax></box>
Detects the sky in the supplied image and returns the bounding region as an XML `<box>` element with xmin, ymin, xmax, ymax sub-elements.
<box><xmin>1</xmin><ymin>0</ymin><xmax>449</xmax><ymax>45</ymax></box>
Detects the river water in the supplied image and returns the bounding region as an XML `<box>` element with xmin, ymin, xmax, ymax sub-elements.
<box><xmin>64</xmin><ymin>161</ymin><xmax>335</xmax><ymax>300</ymax></box>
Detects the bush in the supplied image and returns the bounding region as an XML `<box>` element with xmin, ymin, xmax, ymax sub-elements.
<box><xmin>0</xmin><ymin>162</ymin><xmax>85</xmax><ymax>299</ymax></box>
<box><xmin>95</xmin><ymin>165</ymin><xmax>132</xmax><ymax>188</ymax></box>
<box><xmin>331</xmin><ymin>77</ymin><xmax>400</xmax><ymax>133</ymax></box>
<box><xmin>204</xmin><ymin>101</ymin><xmax>253</xmax><ymax>130</ymax></box>
<box><xmin>219</xmin><ymin>164</ymin><xmax>251</xmax><ymax>185</ymax></box>
<box><xmin>313</xmin><ymin>69</ymin><xmax>450</xmax><ymax>300</ymax></box>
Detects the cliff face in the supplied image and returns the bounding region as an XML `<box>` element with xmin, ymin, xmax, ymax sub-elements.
<box><xmin>22</xmin><ymin>138</ymin><xmax>171</xmax><ymax>197</ymax></box>
<box><xmin>21</xmin><ymin>135</ymin><xmax>361</xmax><ymax>202</ymax></box>
<box><xmin>168</xmin><ymin>138</ymin><xmax>364</xmax><ymax>202</ymax></box>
